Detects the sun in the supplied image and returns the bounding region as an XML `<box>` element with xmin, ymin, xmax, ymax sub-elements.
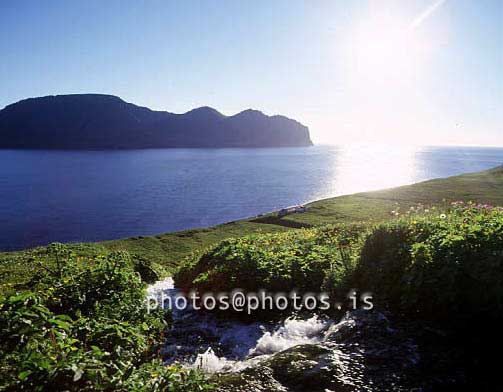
<box><xmin>351</xmin><ymin>16</ymin><xmax>423</xmax><ymax>83</ymax></box>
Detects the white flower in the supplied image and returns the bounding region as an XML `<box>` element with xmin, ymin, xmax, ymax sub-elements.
<box><xmin>440</xmin><ymin>213</ymin><xmax>447</xmax><ymax>219</ymax></box>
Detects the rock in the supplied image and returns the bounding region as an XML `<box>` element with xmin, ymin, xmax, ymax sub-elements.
<box><xmin>214</xmin><ymin>310</ymin><xmax>424</xmax><ymax>391</ymax></box>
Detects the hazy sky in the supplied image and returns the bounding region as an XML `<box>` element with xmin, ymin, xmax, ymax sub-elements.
<box><xmin>1</xmin><ymin>0</ymin><xmax>501</xmax><ymax>145</ymax></box>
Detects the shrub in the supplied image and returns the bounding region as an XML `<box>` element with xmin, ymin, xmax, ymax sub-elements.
<box><xmin>353</xmin><ymin>203</ymin><xmax>503</xmax><ymax>322</ymax></box>
<box><xmin>0</xmin><ymin>247</ymin><xmax>213</xmax><ymax>391</ymax></box>
<box><xmin>175</xmin><ymin>225</ymin><xmax>364</xmax><ymax>295</ymax></box>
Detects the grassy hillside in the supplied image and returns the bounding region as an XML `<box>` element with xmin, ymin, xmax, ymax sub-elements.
<box><xmin>1</xmin><ymin>166</ymin><xmax>502</xmax><ymax>390</ymax></box>
<box><xmin>176</xmin><ymin>201</ymin><xmax>503</xmax><ymax>323</ymax></box>
<box><xmin>1</xmin><ymin>166</ymin><xmax>502</xmax><ymax>293</ymax></box>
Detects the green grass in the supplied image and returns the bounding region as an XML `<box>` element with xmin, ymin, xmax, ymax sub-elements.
<box><xmin>176</xmin><ymin>198</ymin><xmax>503</xmax><ymax>325</ymax></box>
<box><xmin>1</xmin><ymin>165</ymin><xmax>503</xmax><ymax>292</ymax></box>
<box><xmin>281</xmin><ymin>165</ymin><xmax>503</xmax><ymax>227</ymax></box>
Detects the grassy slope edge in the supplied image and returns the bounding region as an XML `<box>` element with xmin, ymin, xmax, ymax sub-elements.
<box><xmin>1</xmin><ymin>166</ymin><xmax>502</xmax><ymax>291</ymax></box>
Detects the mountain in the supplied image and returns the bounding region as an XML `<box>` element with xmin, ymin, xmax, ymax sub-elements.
<box><xmin>0</xmin><ymin>94</ymin><xmax>312</xmax><ymax>149</ymax></box>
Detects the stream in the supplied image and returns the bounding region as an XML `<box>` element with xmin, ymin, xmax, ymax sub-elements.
<box><xmin>147</xmin><ymin>278</ymin><xmax>464</xmax><ymax>391</ymax></box>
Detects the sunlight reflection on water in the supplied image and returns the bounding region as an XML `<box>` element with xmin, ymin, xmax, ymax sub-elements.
<box><xmin>328</xmin><ymin>144</ymin><xmax>417</xmax><ymax>196</ymax></box>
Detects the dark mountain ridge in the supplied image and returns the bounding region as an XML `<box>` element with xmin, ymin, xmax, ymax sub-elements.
<box><xmin>0</xmin><ymin>94</ymin><xmax>312</xmax><ymax>149</ymax></box>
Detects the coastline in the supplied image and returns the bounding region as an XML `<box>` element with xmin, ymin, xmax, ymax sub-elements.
<box><xmin>1</xmin><ymin>165</ymin><xmax>502</xmax><ymax>274</ymax></box>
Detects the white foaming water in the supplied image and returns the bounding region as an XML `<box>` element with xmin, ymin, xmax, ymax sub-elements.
<box><xmin>146</xmin><ymin>277</ymin><xmax>174</xmax><ymax>299</ymax></box>
<box><xmin>190</xmin><ymin>315</ymin><xmax>332</xmax><ymax>373</ymax></box>
<box><xmin>250</xmin><ymin>315</ymin><xmax>330</xmax><ymax>356</ymax></box>
<box><xmin>146</xmin><ymin>279</ymin><xmax>332</xmax><ymax>374</ymax></box>
<box><xmin>191</xmin><ymin>348</ymin><xmax>256</xmax><ymax>373</ymax></box>
<box><xmin>146</xmin><ymin>277</ymin><xmax>191</xmax><ymax>319</ymax></box>
<box><xmin>192</xmin><ymin>348</ymin><xmax>233</xmax><ymax>373</ymax></box>
<box><xmin>205</xmin><ymin>320</ymin><xmax>266</xmax><ymax>358</ymax></box>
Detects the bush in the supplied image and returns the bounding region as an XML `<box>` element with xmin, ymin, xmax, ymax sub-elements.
<box><xmin>353</xmin><ymin>203</ymin><xmax>503</xmax><ymax>322</ymax></box>
<box><xmin>0</xmin><ymin>247</ymin><xmax>213</xmax><ymax>391</ymax></box>
<box><xmin>132</xmin><ymin>255</ymin><xmax>165</xmax><ymax>284</ymax></box>
<box><xmin>175</xmin><ymin>225</ymin><xmax>364</xmax><ymax>295</ymax></box>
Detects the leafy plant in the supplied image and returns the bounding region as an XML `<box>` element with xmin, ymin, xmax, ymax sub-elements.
<box><xmin>0</xmin><ymin>246</ymin><xmax>213</xmax><ymax>391</ymax></box>
<box><xmin>175</xmin><ymin>225</ymin><xmax>364</xmax><ymax>296</ymax></box>
<box><xmin>353</xmin><ymin>203</ymin><xmax>503</xmax><ymax>321</ymax></box>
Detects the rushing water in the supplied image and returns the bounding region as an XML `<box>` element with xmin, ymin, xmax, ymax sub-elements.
<box><xmin>146</xmin><ymin>278</ymin><xmax>429</xmax><ymax>391</ymax></box>
<box><xmin>147</xmin><ymin>278</ymin><xmax>333</xmax><ymax>373</ymax></box>
<box><xmin>1</xmin><ymin>145</ymin><xmax>503</xmax><ymax>250</ymax></box>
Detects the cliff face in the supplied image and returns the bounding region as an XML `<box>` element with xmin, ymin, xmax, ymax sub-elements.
<box><xmin>0</xmin><ymin>94</ymin><xmax>312</xmax><ymax>149</ymax></box>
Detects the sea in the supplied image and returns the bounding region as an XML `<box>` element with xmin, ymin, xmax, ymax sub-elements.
<box><xmin>1</xmin><ymin>145</ymin><xmax>502</xmax><ymax>250</ymax></box>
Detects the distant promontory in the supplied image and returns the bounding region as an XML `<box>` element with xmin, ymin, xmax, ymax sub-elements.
<box><xmin>0</xmin><ymin>94</ymin><xmax>312</xmax><ymax>149</ymax></box>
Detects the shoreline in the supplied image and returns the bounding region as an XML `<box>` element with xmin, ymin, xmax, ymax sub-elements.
<box><xmin>0</xmin><ymin>166</ymin><xmax>501</xmax><ymax>265</ymax></box>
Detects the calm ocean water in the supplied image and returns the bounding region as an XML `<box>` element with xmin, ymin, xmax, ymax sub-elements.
<box><xmin>1</xmin><ymin>145</ymin><xmax>502</xmax><ymax>251</ymax></box>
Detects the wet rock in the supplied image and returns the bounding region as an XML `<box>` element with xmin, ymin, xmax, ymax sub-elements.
<box><xmin>324</xmin><ymin>309</ymin><xmax>393</xmax><ymax>343</ymax></box>
<box><xmin>265</xmin><ymin>344</ymin><xmax>356</xmax><ymax>392</ymax></box>
<box><xmin>214</xmin><ymin>310</ymin><xmax>424</xmax><ymax>391</ymax></box>
<box><xmin>214</xmin><ymin>367</ymin><xmax>288</xmax><ymax>392</ymax></box>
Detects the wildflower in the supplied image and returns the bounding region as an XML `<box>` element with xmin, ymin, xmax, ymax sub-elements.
<box><xmin>440</xmin><ymin>213</ymin><xmax>447</xmax><ymax>219</ymax></box>
<box><xmin>424</xmin><ymin>209</ymin><xmax>429</xmax><ymax>213</ymax></box>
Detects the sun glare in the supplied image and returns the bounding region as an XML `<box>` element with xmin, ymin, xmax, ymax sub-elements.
<box><xmin>356</xmin><ymin>24</ymin><xmax>407</xmax><ymax>78</ymax></box>
<box><xmin>325</xmin><ymin>2</ymin><xmax>448</xmax><ymax>146</ymax></box>
<box><xmin>346</xmin><ymin>1</ymin><xmax>446</xmax><ymax>86</ymax></box>
<box><xmin>351</xmin><ymin>16</ymin><xmax>426</xmax><ymax>83</ymax></box>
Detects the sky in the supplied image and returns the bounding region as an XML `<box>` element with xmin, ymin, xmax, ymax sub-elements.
<box><xmin>0</xmin><ymin>0</ymin><xmax>501</xmax><ymax>146</ymax></box>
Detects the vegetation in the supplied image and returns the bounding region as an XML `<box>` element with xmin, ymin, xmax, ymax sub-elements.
<box><xmin>354</xmin><ymin>201</ymin><xmax>503</xmax><ymax>322</ymax></box>
<box><xmin>175</xmin><ymin>225</ymin><xmax>364</xmax><ymax>294</ymax></box>
<box><xmin>0</xmin><ymin>247</ymin><xmax>213</xmax><ymax>391</ymax></box>
<box><xmin>176</xmin><ymin>200</ymin><xmax>503</xmax><ymax>326</ymax></box>
<box><xmin>1</xmin><ymin>166</ymin><xmax>503</xmax><ymax>390</ymax></box>
<box><xmin>2</xmin><ymin>166</ymin><xmax>502</xmax><ymax>292</ymax></box>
